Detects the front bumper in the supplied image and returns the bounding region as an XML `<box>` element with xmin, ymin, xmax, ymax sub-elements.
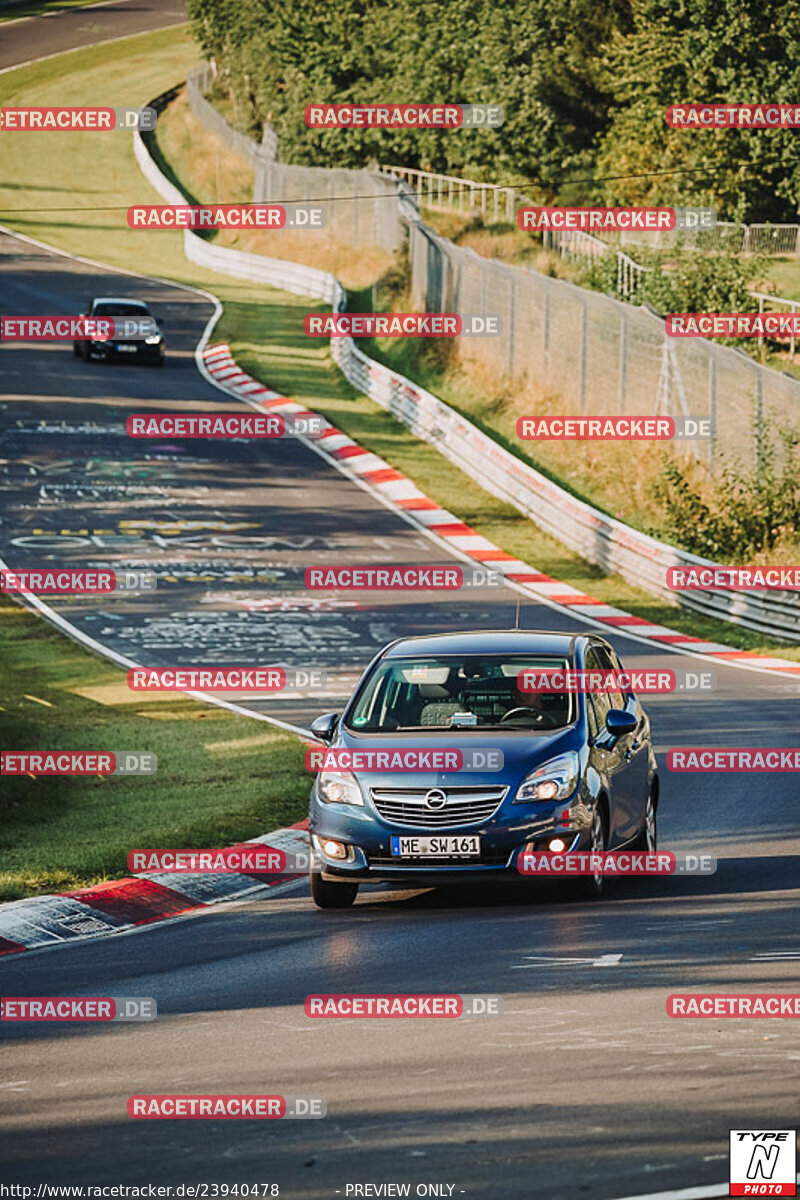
<box><xmin>87</xmin><ymin>341</ymin><xmax>164</xmax><ymax>362</ymax></box>
<box><xmin>309</xmin><ymin>798</ymin><xmax>589</xmax><ymax>885</ymax></box>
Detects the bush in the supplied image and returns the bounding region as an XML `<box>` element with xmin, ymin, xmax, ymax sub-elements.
<box><xmin>652</xmin><ymin>417</ymin><xmax>799</xmax><ymax>561</ymax></box>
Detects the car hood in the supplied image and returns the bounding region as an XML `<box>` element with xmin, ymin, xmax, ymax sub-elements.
<box><xmin>326</xmin><ymin>727</ymin><xmax>576</xmax><ymax>791</ymax></box>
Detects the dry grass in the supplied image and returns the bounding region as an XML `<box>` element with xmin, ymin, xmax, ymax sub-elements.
<box><xmin>155</xmin><ymin>90</ymin><xmax>394</xmax><ymax>291</ymax></box>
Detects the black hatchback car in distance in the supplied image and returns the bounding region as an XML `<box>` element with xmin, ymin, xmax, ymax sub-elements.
<box><xmin>73</xmin><ymin>296</ymin><xmax>165</xmax><ymax>365</ymax></box>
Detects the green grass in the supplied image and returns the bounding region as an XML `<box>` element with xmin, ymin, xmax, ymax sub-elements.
<box><xmin>1</xmin><ymin>26</ymin><xmax>798</xmax><ymax>675</ymax></box>
<box><xmin>0</xmin><ymin>597</ymin><xmax>309</xmax><ymax>900</ymax></box>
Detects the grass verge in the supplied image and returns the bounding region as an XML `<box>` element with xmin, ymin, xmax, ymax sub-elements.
<box><xmin>0</xmin><ymin>596</ymin><xmax>308</xmax><ymax>900</ymax></box>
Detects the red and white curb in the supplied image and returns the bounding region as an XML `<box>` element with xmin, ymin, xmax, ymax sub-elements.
<box><xmin>202</xmin><ymin>342</ymin><xmax>800</xmax><ymax>680</ymax></box>
<box><xmin>0</xmin><ymin>823</ymin><xmax>309</xmax><ymax>958</ymax></box>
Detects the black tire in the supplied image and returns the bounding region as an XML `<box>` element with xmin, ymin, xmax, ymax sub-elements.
<box><xmin>573</xmin><ymin>805</ymin><xmax>608</xmax><ymax>900</ymax></box>
<box><xmin>309</xmin><ymin>870</ymin><xmax>358</xmax><ymax>909</ymax></box>
<box><xmin>72</xmin><ymin>343</ymin><xmax>81</xmax><ymax>358</ymax></box>
<box><xmin>631</xmin><ymin>789</ymin><xmax>657</xmax><ymax>852</ymax></box>
<box><xmin>82</xmin><ymin>344</ymin><xmax>93</xmax><ymax>362</ymax></box>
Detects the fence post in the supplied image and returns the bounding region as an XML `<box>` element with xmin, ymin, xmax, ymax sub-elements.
<box><xmin>707</xmin><ymin>355</ymin><xmax>717</xmax><ymax>469</ymax></box>
<box><xmin>579</xmin><ymin>300</ymin><xmax>588</xmax><ymax>410</ymax></box>
<box><xmin>754</xmin><ymin>366</ymin><xmax>763</xmax><ymax>471</ymax></box>
<box><xmin>506</xmin><ymin>273</ymin><xmax>515</xmax><ymax>376</ymax></box>
<box><xmin>543</xmin><ymin>288</ymin><xmax>550</xmax><ymax>387</ymax></box>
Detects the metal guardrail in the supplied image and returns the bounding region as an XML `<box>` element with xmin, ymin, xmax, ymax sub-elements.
<box><xmin>133</xmin><ymin>102</ymin><xmax>800</xmax><ymax>643</ymax></box>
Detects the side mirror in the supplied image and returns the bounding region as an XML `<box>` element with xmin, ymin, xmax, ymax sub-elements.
<box><xmin>605</xmin><ymin>709</ymin><xmax>637</xmax><ymax>739</ymax></box>
<box><xmin>309</xmin><ymin>712</ymin><xmax>340</xmax><ymax>743</ymax></box>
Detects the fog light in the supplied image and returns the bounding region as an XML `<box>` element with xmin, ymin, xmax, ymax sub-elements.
<box><xmin>322</xmin><ymin>839</ymin><xmax>348</xmax><ymax>860</ymax></box>
<box><xmin>548</xmin><ymin>837</ymin><xmax>566</xmax><ymax>852</ymax></box>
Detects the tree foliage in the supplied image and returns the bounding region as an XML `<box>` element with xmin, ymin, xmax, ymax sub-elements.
<box><xmin>186</xmin><ymin>0</ymin><xmax>800</xmax><ymax>220</ymax></box>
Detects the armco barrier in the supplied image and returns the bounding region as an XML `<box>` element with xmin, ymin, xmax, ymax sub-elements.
<box><xmin>133</xmin><ymin>99</ymin><xmax>800</xmax><ymax>644</ymax></box>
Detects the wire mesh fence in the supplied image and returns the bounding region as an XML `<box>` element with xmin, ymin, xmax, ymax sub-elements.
<box><xmin>188</xmin><ymin>69</ymin><xmax>800</xmax><ymax>474</ymax></box>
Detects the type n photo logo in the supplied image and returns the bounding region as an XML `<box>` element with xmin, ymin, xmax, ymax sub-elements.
<box><xmin>729</xmin><ymin>1130</ymin><xmax>796</xmax><ymax>1196</ymax></box>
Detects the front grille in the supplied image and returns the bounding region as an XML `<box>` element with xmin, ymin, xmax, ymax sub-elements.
<box><xmin>368</xmin><ymin>855</ymin><xmax>509</xmax><ymax>867</ymax></box>
<box><xmin>369</xmin><ymin>785</ymin><xmax>507</xmax><ymax>828</ymax></box>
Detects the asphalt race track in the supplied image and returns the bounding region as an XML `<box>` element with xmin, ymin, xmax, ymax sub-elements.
<box><xmin>0</xmin><ymin>0</ymin><xmax>187</xmax><ymax>74</ymax></box>
<box><xmin>0</xmin><ymin>12</ymin><xmax>798</xmax><ymax>1200</ymax></box>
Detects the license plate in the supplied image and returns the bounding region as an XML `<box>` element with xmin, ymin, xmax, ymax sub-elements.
<box><xmin>116</xmin><ymin>344</ymin><xmax>137</xmax><ymax>352</ymax></box>
<box><xmin>390</xmin><ymin>835</ymin><xmax>480</xmax><ymax>858</ymax></box>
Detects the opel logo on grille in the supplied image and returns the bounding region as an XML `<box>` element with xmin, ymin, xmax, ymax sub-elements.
<box><xmin>425</xmin><ymin>788</ymin><xmax>447</xmax><ymax>810</ymax></box>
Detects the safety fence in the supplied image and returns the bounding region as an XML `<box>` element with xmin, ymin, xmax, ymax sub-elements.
<box><xmin>383</xmin><ymin>164</ymin><xmax>800</xmax><ymax>257</ymax></box>
<box><xmin>133</xmin><ymin>98</ymin><xmax>800</xmax><ymax>642</ymax></box>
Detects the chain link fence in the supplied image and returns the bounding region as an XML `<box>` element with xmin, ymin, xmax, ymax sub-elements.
<box><xmin>186</xmin><ymin>68</ymin><xmax>800</xmax><ymax>473</ymax></box>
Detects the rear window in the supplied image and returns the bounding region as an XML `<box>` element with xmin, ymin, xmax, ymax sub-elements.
<box><xmin>345</xmin><ymin>654</ymin><xmax>575</xmax><ymax>733</ymax></box>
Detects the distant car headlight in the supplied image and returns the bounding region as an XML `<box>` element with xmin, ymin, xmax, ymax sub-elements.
<box><xmin>144</xmin><ymin>334</ymin><xmax>161</xmax><ymax>344</ymax></box>
<box><xmin>317</xmin><ymin>770</ymin><xmax>364</xmax><ymax>806</ymax></box>
<box><xmin>514</xmin><ymin>751</ymin><xmax>580</xmax><ymax>803</ymax></box>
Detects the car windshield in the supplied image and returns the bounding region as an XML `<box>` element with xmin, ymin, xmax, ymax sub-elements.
<box><xmin>92</xmin><ymin>302</ymin><xmax>150</xmax><ymax>317</ymax></box>
<box><xmin>346</xmin><ymin>655</ymin><xmax>575</xmax><ymax>732</ymax></box>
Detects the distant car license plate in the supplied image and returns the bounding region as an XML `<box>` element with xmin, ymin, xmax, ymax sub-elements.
<box><xmin>116</xmin><ymin>344</ymin><xmax>137</xmax><ymax>352</ymax></box>
<box><xmin>390</xmin><ymin>835</ymin><xmax>480</xmax><ymax>858</ymax></box>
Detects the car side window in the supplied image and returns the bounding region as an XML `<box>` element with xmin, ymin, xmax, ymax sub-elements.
<box><xmin>585</xmin><ymin>647</ymin><xmax>611</xmax><ymax>731</ymax></box>
<box><xmin>593</xmin><ymin>644</ymin><xmax>626</xmax><ymax>710</ymax></box>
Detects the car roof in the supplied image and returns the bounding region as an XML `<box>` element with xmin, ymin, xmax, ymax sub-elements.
<box><xmin>91</xmin><ymin>297</ymin><xmax>150</xmax><ymax>308</ymax></box>
<box><xmin>382</xmin><ymin>630</ymin><xmax>590</xmax><ymax>658</ymax></box>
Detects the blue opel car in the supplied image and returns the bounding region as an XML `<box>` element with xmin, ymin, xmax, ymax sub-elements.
<box><xmin>307</xmin><ymin>630</ymin><xmax>659</xmax><ymax>908</ymax></box>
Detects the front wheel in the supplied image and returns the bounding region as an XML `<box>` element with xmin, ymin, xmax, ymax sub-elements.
<box><xmin>572</xmin><ymin>806</ymin><xmax>608</xmax><ymax>900</ymax></box>
<box><xmin>631</xmin><ymin>790</ymin><xmax>657</xmax><ymax>852</ymax></box>
<box><xmin>310</xmin><ymin>870</ymin><xmax>358</xmax><ymax>909</ymax></box>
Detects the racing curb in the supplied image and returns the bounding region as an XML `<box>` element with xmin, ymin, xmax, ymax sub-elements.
<box><xmin>202</xmin><ymin>341</ymin><xmax>800</xmax><ymax>679</ymax></box>
<box><xmin>0</xmin><ymin>822</ymin><xmax>309</xmax><ymax>958</ymax></box>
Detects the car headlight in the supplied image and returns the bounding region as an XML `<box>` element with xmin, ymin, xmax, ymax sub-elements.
<box><xmin>513</xmin><ymin>751</ymin><xmax>580</xmax><ymax>803</ymax></box>
<box><xmin>144</xmin><ymin>334</ymin><xmax>161</xmax><ymax>344</ymax></box>
<box><xmin>317</xmin><ymin>770</ymin><xmax>364</xmax><ymax>806</ymax></box>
